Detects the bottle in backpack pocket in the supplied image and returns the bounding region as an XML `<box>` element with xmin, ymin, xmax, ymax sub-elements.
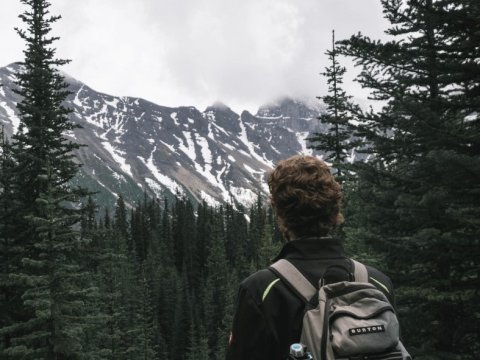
<box><xmin>289</xmin><ymin>343</ymin><xmax>313</xmax><ymax>360</ymax></box>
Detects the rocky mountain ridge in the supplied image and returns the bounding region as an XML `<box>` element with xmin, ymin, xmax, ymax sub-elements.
<box><xmin>0</xmin><ymin>63</ymin><xmax>325</xmax><ymax>209</ymax></box>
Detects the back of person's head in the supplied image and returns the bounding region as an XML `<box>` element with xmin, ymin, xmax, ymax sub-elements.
<box><xmin>268</xmin><ymin>155</ymin><xmax>342</xmax><ymax>240</ymax></box>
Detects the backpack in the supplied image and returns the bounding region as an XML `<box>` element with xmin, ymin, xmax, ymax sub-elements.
<box><xmin>270</xmin><ymin>259</ymin><xmax>411</xmax><ymax>360</ymax></box>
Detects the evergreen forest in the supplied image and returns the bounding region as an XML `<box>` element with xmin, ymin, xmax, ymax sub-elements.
<box><xmin>1</xmin><ymin>0</ymin><xmax>479</xmax><ymax>359</ymax></box>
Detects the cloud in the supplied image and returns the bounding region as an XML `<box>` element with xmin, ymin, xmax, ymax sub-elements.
<box><xmin>1</xmin><ymin>0</ymin><xmax>389</xmax><ymax>113</ymax></box>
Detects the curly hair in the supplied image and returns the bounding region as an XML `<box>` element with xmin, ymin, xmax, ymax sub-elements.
<box><xmin>268</xmin><ymin>155</ymin><xmax>343</xmax><ymax>240</ymax></box>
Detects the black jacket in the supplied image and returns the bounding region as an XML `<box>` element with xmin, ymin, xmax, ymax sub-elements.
<box><xmin>226</xmin><ymin>237</ymin><xmax>395</xmax><ymax>360</ymax></box>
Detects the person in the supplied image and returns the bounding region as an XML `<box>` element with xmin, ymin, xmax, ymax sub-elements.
<box><xmin>226</xmin><ymin>155</ymin><xmax>395</xmax><ymax>360</ymax></box>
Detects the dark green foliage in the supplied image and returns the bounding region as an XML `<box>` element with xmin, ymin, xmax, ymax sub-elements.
<box><xmin>225</xmin><ymin>203</ymin><xmax>249</xmax><ymax>277</ymax></box>
<box><xmin>338</xmin><ymin>1</ymin><xmax>480</xmax><ymax>358</ymax></box>
<box><xmin>72</xmin><ymin>194</ymin><xmax>274</xmax><ymax>360</ymax></box>
<box><xmin>81</xmin><ymin>195</ymin><xmax>98</xmax><ymax>240</ymax></box>
<box><xmin>13</xmin><ymin>162</ymin><xmax>92</xmax><ymax>359</ymax></box>
<box><xmin>171</xmin><ymin>196</ymin><xmax>196</xmax><ymax>273</ymax></box>
<box><xmin>308</xmin><ymin>30</ymin><xmax>359</xmax><ymax>181</ymax></box>
<box><xmin>247</xmin><ymin>195</ymin><xmax>265</xmax><ymax>266</ymax></box>
<box><xmin>0</xmin><ymin>129</ymin><xmax>21</xmax><ymax>356</ymax></box>
<box><xmin>307</xmin><ymin>30</ymin><xmax>363</xmax><ymax>249</ymax></box>
<box><xmin>0</xmin><ymin>0</ymin><xmax>97</xmax><ymax>358</ymax></box>
<box><xmin>84</xmin><ymin>188</ymin><xmax>286</xmax><ymax>360</ymax></box>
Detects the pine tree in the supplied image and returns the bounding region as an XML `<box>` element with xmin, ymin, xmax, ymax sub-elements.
<box><xmin>308</xmin><ymin>30</ymin><xmax>359</xmax><ymax>180</ymax></box>
<box><xmin>0</xmin><ymin>0</ymin><xmax>95</xmax><ymax>358</ymax></box>
<box><xmin>160</xmin><ymin>197</ymin><xmax>174</xmax><ymax>267</ymax></box>
<box><xmin>77</xmin><ymin>197</ymin><xmax>111</xmax><ymax>360</ymax></box>
<box><xmin>143</xmin><ymin>252</ymin><xmax>168</xmax><ymax>358</ymax></box>
<box><xmin>104</xmin><ymin>207</ymin><xmax>111</xmax><ymax>230</ymax></box>
<box><xmin>12</xmin><ymin>161</ymin><xmax>91</xmax><ymax>359</ymax></box>
<box><xmin>91</xmin><ymin>220</ymin><xmax>127</xmax><ymax>360</ymax></box>
<box><xmin>338</xmin><ymin>0</ymin><xmax>480</xmax><ymax>357</ymax></box>
<box><xmin>170</xmin><ymin>268</ymin><xmax>191</xmax><ymax>359</ymax></box>
<box><xmin>195</xmin><ymin>201</ymin><xmax>212</xmax><ymax>277</ymax></box>
<box><xmin>257</xmin><ymin>223</ymin><xmax>281</xmax><ymax>270</ymax></box>
<box><xmin>0</xmin><ymin>128</ymin><xmax>20</xmax><ymax>354</ymax></box>
<box><xmin>213</xmin><ymin>269</ymin><xmax>237</xmax><ymax>360</ymax></box>
<box><xmin>224</xmin><ymin>203</ymin><xmax>248</xmax><ymax>273</ymax></box>
<box><xmin>11</xmin><ymin>0</ymin><xmax>84</xmax><ymax>216</ymax></box>
<box><xmin>81</xmin><ymin>195</ymin><xmax>97</xmax><ymax>240</ymax></box>
<box><xmin>202</xmin><ymin>210</ymin><xmax>229</xmax><ymax>351</ymax></box>
<box><xmin>185</xmin><ymin>322</ymin><xmax>209</xmax><ymax>360</ymax></box>
<box><xmin>171</xmin><ymin>196</ymin><xmax>196</xmax><ymax>279</ymax></box>
<box><xmin>307</xmin><ymin>30</ymin><xmax>363</xmax><ymax>246</ymax></box>
<box><xmin>135</xmin><ymin>264</ymin><xmax>159</xmax><ymax>360</ymax></box>
<box><xmin>247</xmin><ymin>195</ymin><xmax>266</xmax><ymax>266</ymax></box>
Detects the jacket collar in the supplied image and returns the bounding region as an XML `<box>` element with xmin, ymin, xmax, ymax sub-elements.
<box><xmin>272</xmin><ymin>237</ymin><xmax>346</xmax><ymax>262</ymax></box>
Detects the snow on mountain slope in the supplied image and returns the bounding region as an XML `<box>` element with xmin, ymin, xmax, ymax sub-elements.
<box><xmin>0</xmin><ymin>63</ymin><xmax>325</xmax><ymax>209</ymax></box>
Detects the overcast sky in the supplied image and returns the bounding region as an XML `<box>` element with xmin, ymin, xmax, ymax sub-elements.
<box><xmin>1</xmin><ymin>0</ymin><xmax>389</xmax><ymax>113</ymax></box>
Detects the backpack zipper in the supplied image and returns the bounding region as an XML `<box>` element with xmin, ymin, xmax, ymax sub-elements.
<box><xmin>329</xmin><ymin>305</ymin><xmax>394</xmax><ymax>322</ymax></box>
<box><xmin>325</xmin><ymin>284</ymin><xmax>375</xmax><ymax>298</ymax></box>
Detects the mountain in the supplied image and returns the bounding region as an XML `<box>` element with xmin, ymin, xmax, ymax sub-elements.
<box><xmin>0</xmin><ymin>63</ymin><xmax>325</xmax><ymax>209</ymax></box>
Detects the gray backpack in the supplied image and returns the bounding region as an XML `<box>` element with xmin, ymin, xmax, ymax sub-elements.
<box><xmin>270</xmin><ymin>259</ymin><xmax>411</xmax><ymax>360</ymax></box>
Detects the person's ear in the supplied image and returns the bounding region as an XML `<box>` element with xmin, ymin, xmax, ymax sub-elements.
<box><xmin>335</xmin><ymin>213</ymin><xmax>344</xmax><ymax>226</ymax></box>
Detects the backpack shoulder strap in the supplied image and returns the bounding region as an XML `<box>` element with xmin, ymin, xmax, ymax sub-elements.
<box><xmin>269</xmin><ymin>259</ymin><xmax>317</xmax><ymax>303</ymax></box>
<box><xmin>351</xmin><ymin>259</ymin><xmax>369</xmax><ymax>283</ymax></box>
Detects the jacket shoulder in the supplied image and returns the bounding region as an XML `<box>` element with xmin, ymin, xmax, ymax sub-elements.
<box><xmin>239</xmin><ymin>268</ymin><xmax>279</xmax><ymax>305</ymax></box>
<box><xmin>364</xmin><ymin>264</ymin><xmax>395</xmax><ymax>304</ymax></box>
